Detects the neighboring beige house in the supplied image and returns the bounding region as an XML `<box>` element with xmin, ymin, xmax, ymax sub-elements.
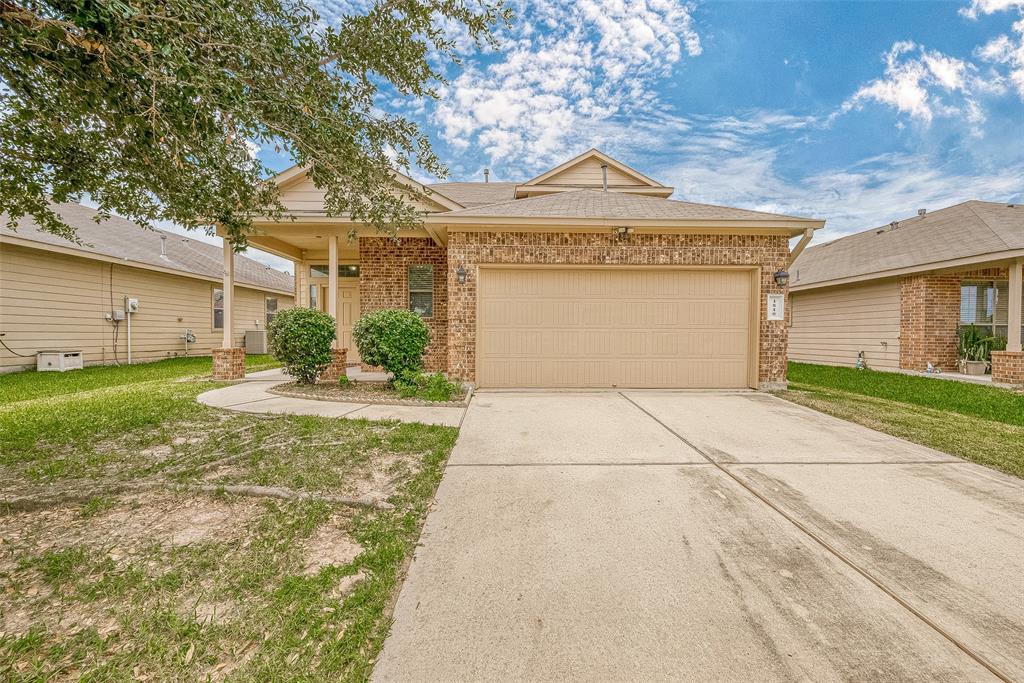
<box><xmin>0</xmin><ymin>203</ymin><xmax>294</xmax><ymax>372</ymax></box>
<box><xmin>213</xmin><ymin>149</ymin><xmax>824</xmax><ymax>389</ymax></box>
<box><xmin>789</xmin><ymin>201</ymin><xmax>1024</xmax><ymax>385</ymax></box>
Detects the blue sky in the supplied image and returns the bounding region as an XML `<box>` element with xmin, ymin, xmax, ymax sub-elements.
<box><xmin>232</xmin><ymin>0</ymin><xmax>1024</xmax><ymax>270</ymax></box>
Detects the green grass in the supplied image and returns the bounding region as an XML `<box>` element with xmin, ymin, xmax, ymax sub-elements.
<box><xmin>0</xmin><ymin>360</ymin><xmax>458</xmax><ymax>681</ymax></box>
<box><xmin>784</xmin><ymin>362</ymin><xmax>1024</xmax><ymax>479</ymax></box>
<box><xmin>0</xmin><ymin>354</ymin><xmax>281</xmax><ymax>404</ymax></box>
<box><xmin>788</xmin><ymin>361</ymin><xmax>1024</xmax><ymax>427</ymax></box>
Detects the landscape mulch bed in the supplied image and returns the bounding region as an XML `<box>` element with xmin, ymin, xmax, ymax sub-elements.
<box><xmin>268</xmin><ymin>380</ymin><xmax>471</xmax><ymax>408</ymax></box>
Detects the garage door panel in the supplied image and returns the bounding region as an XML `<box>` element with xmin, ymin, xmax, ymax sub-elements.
<box><xmin>477</xmin><ymin>268</ymin><xmax>753</xmax><ymax>388</ymax></box>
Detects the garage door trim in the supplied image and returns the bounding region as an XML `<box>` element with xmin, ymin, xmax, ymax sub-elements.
<box><xmin>474</xmin><ymin>264</ymin><xmax>761</xmax><ymax>389</ymax></box>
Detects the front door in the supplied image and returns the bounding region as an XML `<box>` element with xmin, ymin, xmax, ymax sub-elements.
<box><xmin>319</xmin><ymin>282</ymin><xmax>361</xmax><ymax>363</ymax></box>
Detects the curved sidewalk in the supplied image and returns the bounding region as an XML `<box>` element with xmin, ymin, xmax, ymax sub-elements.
<box><xmin>197</xmin><ymin>369</ymin><xmax>466</xmax><ymax>427</ymax></box>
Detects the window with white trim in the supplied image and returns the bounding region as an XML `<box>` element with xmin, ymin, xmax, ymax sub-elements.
<box><xmin>960</xmin><ymin>280</ymin><xmax>1022</xmax><ymax>341</ymax></box>
<box><xmin>265</xmin><ymin>297</ymin><xmax>279</xmax><ymax>326</ymax></box>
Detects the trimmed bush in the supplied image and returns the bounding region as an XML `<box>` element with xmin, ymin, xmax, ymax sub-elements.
<box><xmin>352</xmin><ymin>309</ymin><xmax>430</xmax><ymax>377</ymax></box>
<box><xmin>267</xmin><ymin>307</ymin><xmax>336</xmax><ymax>384</ymax></box>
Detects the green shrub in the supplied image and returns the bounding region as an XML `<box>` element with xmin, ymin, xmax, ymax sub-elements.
<box><xmin>393</xmin><ymin>370</ymin><xmax>461</xmax><ymax>402</ymax></box>
<box><xmin>267</xmin><ymin>307</ymin><xmax>336</xmax><ymax>384</ymax></box>
<box><xmin>352</xmin><ymin>309</ymin><xmax>430</xmax><ymax>377</ymax></box>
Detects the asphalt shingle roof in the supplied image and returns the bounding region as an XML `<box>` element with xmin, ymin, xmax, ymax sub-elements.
<box><xmin>791</xmin><ymin>201</ymin><xmax>1024</xmax><ymax>288</ymax></box>
<box><xmin>437</xmin><ymin>188</ymin><xmax>816</xmax><ymax>221</ymax></box>
<box><xmin>426</xmin><ymin>182</ymin><xmax>517</xmax><ymax>207</ymax></box>
<box><xmin>1</xmin><ymin>203</ymin><xmax>294</xmax><ymax>293</ymax></box>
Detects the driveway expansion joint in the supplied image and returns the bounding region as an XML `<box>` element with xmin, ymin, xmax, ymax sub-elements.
<box><xmin>616</xmin><ymin>391</ymin><xmax>1014</xmax><ymax>683</ymax></box>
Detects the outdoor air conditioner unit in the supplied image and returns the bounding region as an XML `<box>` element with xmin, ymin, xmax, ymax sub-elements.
<box><xmin>245</xmin><ymin>330</ymin><xmax>268</xmax><ymax>354</ymax></box>
<box><xmin>37</xmin><ymin>350</ymin><xmax>84</xmax><ymax>372</ymax></box>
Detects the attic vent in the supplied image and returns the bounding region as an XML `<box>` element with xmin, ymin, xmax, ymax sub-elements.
<box><xmin>484</xmin><ymin>168</ymin><xmax>490</xmax><ymax>183</ymax></box>
<box><xmin>917</xmin><ymin>208</ymin><xmax>927</xmax><ymax>216</ymax></box>
<box><xmin>601</xmin><ymin>164</ymin><xmax>608</xmax><ymax>191</ymax></box>
<box><xmin>889</xmin><ymin>221</ymin><xmax>899</xmax><ymax>230</ymax></box>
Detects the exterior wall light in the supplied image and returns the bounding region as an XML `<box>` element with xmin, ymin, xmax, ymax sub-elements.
<box><xmin>773</xmin><ymin>270</ymin><xmax>790</xmax><ymax>287</ymax></box>
<box><xmin>456</xmin><ymin>266</ymin><xmax>467</xmax><ymax>284</ymax></box>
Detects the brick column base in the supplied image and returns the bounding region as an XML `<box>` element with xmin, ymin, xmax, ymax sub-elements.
<box><xmin>991</xmin><ymin>351</ymin><xmax>1024</xmax><ymax>386</ymax></box>
<box><xmin>212</xmin><ymin>347</ymin><xmax>246</xmax><ymax>380</ymax></box>
<box><xmin>319</xmin><ymin>348</ymin><xmax>348</xmax><ymax>381</ymax></box>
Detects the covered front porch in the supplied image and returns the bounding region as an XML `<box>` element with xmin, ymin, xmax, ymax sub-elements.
<box><xmin>900</xmin><ymin>257</ymin><xmax>1024</xmax><ymax>386</ymax></box>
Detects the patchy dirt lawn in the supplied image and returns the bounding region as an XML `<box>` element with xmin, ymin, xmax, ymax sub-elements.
<box><xmin>0</xmin><ymin>365</ymin><xmax>457</xmax><ymax>682</ymax></box>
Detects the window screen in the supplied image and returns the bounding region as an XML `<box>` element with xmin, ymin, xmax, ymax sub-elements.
<box><xmin>265</xmin><ymin>298</ymin><xmax>278</xmax><ymax>326</ymax></box>
<box><xmin>409</xmin><ymin>265</ymin><xmax>433</xmax><ymax>317</ymax></box>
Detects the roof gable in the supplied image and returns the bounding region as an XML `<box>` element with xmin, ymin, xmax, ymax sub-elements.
<box><xmin>271</xmin><ymin>165</ymin><xmax>464</xmax><ymax>215</ymax></box>
<box><xmin>517</xmin><ymin>149</ymin><xmax>673</xmax><ymax>198</ymax></box>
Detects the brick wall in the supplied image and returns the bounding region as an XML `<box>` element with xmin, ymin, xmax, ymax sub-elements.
<box><xmin>447</xmin><ymin>231</ymin><xmax>790</xmax><ymax>387</ymax></box>
<box><xmin>358</xmin><ymin>237</ymin><xmax>448</xmax><ymax>372</ymax></box>
<box><xmin>212</xmin><ymin>346</ymin><xmax>246</xmax><ymax>380</ymax></box>
<box><xmin>991</xmin><ymin>351</ymin><xmax>1024</xmax><ymax>386</ymax></box>
<box><xmin>899</xmin><ymin>274</ymin><xmax>961</xmax><ymax>371</ymax></box>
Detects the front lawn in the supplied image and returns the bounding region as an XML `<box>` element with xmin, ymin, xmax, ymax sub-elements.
<box><xmin>783</xmin><ymin>362</ymin><xmax>1024</xmax><ymax>479</ymax></box>
<box><xmin>0</xmin><ymin>358</ymin><xmax>458</xmax><ymax>681</ymax></box>
<box><xmin>0</xmin><ymin>354</ymin><xmax>281</xmax><ymax>404</ymax></box>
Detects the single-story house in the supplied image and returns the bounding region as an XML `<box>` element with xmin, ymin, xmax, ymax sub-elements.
<box><xmin>213</xmin><ymin>149</ymin><xmax>825</xmax><ymax>389</ymax></box>
<box><xmin>0</xmin><ymin>203</ymin><xmax>294</xmax><ymax>372</ymax></box>
<box><xmin>789</xmin><ymin>200</ymin><xmax>1024</xmax><ymax>385</ymax></box>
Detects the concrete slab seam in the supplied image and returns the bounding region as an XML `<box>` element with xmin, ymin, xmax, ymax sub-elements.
<box><xmin>617</xmin><ymin>392</ymin><xmax>1013</xmax><ymax>683</ymax></box>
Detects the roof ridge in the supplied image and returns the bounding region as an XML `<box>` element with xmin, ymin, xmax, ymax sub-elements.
<box><xmin>964</xmin><ymin>201</ymin><xmax>1013</xmax><ymax>251</ymax></box>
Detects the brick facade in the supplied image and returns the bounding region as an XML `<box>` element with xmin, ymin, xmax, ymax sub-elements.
<box><xmin>991</xmin><ymin>351</ymin><xmax>1024</xmax><ymax>386</ymax></box>
<box><xmin>446</xmin><ymin>231</ymin><xmax>790</xmax><ymax>388</ymax></box>
<box><xmin>899</xmin><ymin>275</ymin><xmax>961</xmax><ymax>372</ymax></box>
<box><xmin>358</xmin><ymin>237</ymin><xmax>448</xmax><ymax>372</ymax></box>
<box><xmin>212</xmin><ymin>347</ymin><xmax>246</xmax><ymax>380</ymax></box>
<box><xmin>898</xmin><ymin>268</ymin><xmax>1014</xmax><ymax>372</ymax></box>
<box><xmin>319</xmin><ymin>347</ymin><xmax>348</xmax><ymax>381</ymax></box>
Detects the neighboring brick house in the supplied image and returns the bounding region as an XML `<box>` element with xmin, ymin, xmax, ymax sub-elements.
<box><xmin>789</xmin><ymin>201</ymin><xmax>1024</xmax><ymax>386</ymax></box>
<box><xmin>215</xmin><ymin>149</ymin><xmax>824</xmax><ymax>389</ymax></box>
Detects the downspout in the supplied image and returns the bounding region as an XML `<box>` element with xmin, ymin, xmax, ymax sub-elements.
<box><xmin>787</xmin><ymin>228</ymin><xmax>815</xmax><ymax>268</ymax></box>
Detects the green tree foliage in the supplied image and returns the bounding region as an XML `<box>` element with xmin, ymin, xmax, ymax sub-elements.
<box><xmin>352</xmin><ymin>308</ymin><xmax>429</xmax><ymax>377</ymax></box>
<box><xmin>0</xmin><ymin>0</ymin><xmax>509</xmax><ymax>244</ymax></box>
<box><xmin>267</xmin><ymin>307</ymin><xmax>336</xmax><ymax>384</ymax></box>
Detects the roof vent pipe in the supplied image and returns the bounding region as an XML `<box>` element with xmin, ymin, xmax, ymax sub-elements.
<box><xmin>917</xmin><ymin>208</ymin><xmax>926</xmax><ymax>216</ymax></box>
<box><xmin>601</xmin><ymin>163</ymin><xmax>608</xmax><ymax>192</ymax></box>
<box><xmin>484</xmin><ymin>168</ymin><xmax>490</xmax><ymax>183</ymax></box>
<box><xmin>160</xmin><ymin>234</ymin><xmax>167</xmax><ymax>258</ymax></box>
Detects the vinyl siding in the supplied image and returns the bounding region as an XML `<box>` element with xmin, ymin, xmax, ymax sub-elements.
<box><xmin>0</xmin><ymin>244</ymin><xmax>292</xmax><ymax>371</ymax></box>
<box><xmin>789</xmin><ymin>280</ymin><xmax>901</xmax><ymax>369</ymax></box>
<box><xmin>540</xmin><ymin>157</ymin><xmax>640</xmax><ymax>186</ymax></box>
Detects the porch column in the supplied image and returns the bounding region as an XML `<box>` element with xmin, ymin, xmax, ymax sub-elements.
<box><xmin>222</xmin><ymin>239</ymin><xmax>235</xmax><ymax>349</ymax></box>
<box><xmin>319</xmin><ymin>233</ymin><xmax>348</xmax><ymax>381</ymax></box>
<box><xmin>328</xmin><ymin>235</ymin><xmax>339</xmax><ymax>345</ymax></box>
<box><xmin>1008</xmin><ymin>258</ymin><xmax>1022</xmax><ymax>352</ymax></box>
<box><xmin>212</xmin><ymin>238</ymin><xmax>245</xmax><ymax>380</ymax></box>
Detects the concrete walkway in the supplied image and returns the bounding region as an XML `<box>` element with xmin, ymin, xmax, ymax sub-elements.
<box><xmin>196</xmin><ymin>368</ymin><xmax>465</xmax><ymax>427</ymax></box>
<box><xmin>373</xmin><ymin>390</ymin><xmax>1024</xmax><ymax>682</ymax></box>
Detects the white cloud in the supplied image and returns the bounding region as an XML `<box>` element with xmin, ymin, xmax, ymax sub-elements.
<box><xmin>960</xmin><ymin>0</ymin><xmax>1022</xmax><ymax>20</ymax></box>
<box><xmin>840</xmin><ymin>42</ymin><xmax>978</xmax><ymax>126</ymax></box>
<box><xmin>975</xmin><ymin>15</ymin><xmax>1024</xmax><ymax>98</ymax></box>
<box><xmin>431</xmin><ymin>0</ymin><xmax>701</xmax><ymax>173</ymax></box>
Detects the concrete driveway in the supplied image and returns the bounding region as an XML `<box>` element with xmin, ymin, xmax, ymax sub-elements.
<box><xmin>372</xmin><ymin>391</ymin><xmax>1024</xmax><ymax>682</ymax></box>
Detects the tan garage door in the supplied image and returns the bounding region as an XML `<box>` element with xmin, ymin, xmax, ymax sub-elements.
<box><xmin>477</xmin><ymin>267</ymin><xmax>754</xmax><ymax>388</ymax></box>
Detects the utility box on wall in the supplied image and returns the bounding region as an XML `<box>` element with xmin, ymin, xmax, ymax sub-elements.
<box><xmin>36</xmin><ymin>351</ymin><xmax>84</xmax><ymax>372</ymax></box>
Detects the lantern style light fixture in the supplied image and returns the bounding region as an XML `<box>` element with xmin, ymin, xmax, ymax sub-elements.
<box><xmin>773</xmin><ymin>269</ymin><xmax>790</xmax><ymax>287</ymax></box>
<box><xmin>456</xmin><ymin>265</ymin><xmax>467</xmax><ymax>284</ymax></box>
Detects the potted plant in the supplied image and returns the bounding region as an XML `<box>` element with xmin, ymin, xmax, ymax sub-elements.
<box><xmin>957</xmin><ymin>325</ymin><xmax>1001</xmax><ymax>375</ymax></box>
